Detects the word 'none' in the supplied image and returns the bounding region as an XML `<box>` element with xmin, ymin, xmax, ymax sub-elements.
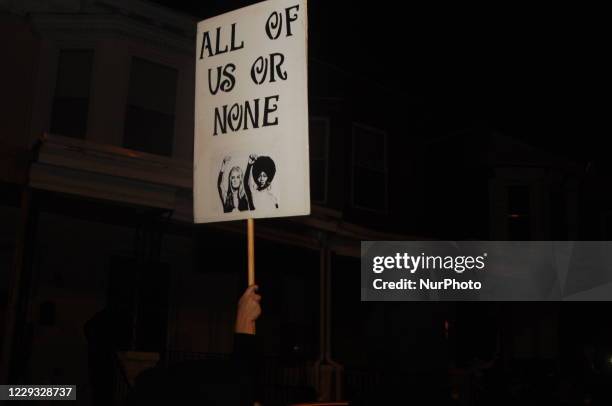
<box><xmin>214</xmin><ymin>96</ymin><xmax>279</xmax><ymax>135</ymax></box>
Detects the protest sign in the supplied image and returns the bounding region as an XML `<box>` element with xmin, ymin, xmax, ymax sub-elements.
<box><xmin>194</xmin><ymin>0</ymin><xmax>310</xmax><ymax>223</ymax></box>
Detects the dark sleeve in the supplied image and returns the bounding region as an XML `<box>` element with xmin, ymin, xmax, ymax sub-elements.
<box><xmin>126</xmin><ymin>358</ymin><xmax>254</xmax><ymax>406</ymax></box>
<box><xmin>233</xmin><ymin>332</ymin><xmax>256</xmax><ymax>356</ymax></box>
<box><xmin>244</xmin><ymin>163</ymin><xmax>254</xmax><ymax>210</ymax></box>
<box><xmin>126</xmin><ymin>335</ymin><xmax>260</xmax><ymax>406</ymax></box>
<box><xmin>233</xmin><ymin>333</ymin><xmax>261</xmax><ymax>404</ymax></box>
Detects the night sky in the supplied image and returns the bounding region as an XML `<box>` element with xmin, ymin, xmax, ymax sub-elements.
<box><xmin>152</xmin><ymin>0</ymin><xmax>606</xmax><ymax>162</ymax></box>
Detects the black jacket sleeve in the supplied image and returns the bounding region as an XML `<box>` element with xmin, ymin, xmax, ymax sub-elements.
<box><xmin>125</xmin><ymin>334</ymin><xmax>260</xmax><ymax>406</ymax></box>
<box><xmin>232</xmin><ymin>333</ymin><xmax>260</xmax><ymax>404</ymax></box>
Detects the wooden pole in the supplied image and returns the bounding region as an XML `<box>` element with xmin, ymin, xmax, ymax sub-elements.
<box><xmin>247</xmin><ymin>218</ymin><xmax>255</xmax><ymax>335</ymax></box>
<box><xmin>247</xmin><ymin>218</ymin><xmax>255</xmax><ymax>286</ymax></box>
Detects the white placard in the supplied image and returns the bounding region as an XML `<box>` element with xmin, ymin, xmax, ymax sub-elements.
<box><xmin>193</xmin><ymin>0</ymin><xmax>310</xmax><ymax>223</ymax></box>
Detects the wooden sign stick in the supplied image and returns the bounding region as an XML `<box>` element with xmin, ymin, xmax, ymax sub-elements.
<box><xmin>246</xmin><ymin>219</ymin><xmax>260</xmax><ymax>406</ymax></box>
<box><xmin>247</xmin><ymin>218</ymin><xmax>255</xmax><ymax>286</ymax></box>
<box><xmin>247</xmin><ymin>218</ymin><xmax>256</xmax><ymax>335</ymax></box>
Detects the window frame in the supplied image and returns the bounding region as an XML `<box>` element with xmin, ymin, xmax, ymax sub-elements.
<box><xmin>122</xmin><ymin>55</ymin><xmax>179</xmax><ymax>157</ymax></box>
<box><xmin>49</xmin><ymin>47</ymin><xmax>96</xmax><ymax>139</ymax></box>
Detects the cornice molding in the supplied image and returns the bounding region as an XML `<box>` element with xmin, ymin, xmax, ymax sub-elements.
<box><xmin>30</xmin><ymin>13</ymin><xmax>195</xmax><ymax>53</ymax></box>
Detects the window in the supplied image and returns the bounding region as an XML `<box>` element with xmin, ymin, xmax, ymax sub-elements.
<box><xmin>309</xmin><ymin>117</ymin><xmax>329</xmax><ymax>203</ymax></box>
<box><xmin>352</xmin><ymin>123</ymin><xmax>388</xmax><ymax>211</ymax></box>
<box><xmin>507</xmin><ymin>185</ymin><xmax>531</xmax><ymax>240</ymax></box>
<box><xmin>50</xmin><ymin>49</ymin><xmax>94</xmax><ymax>138</ymax></box>
<box><xmin>123</xmin><ymin>58</ymin><xmax>178</xmax><ymax>156</ymax></box>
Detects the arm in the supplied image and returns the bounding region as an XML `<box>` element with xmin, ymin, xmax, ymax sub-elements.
<box><xmin>234</xmin><ymin>285</ymin><xmax>262</xmax><ymax>404</ymax></box>
<box><xmin>217</xmin><ymin>157</ymin><xmax>230</xmax><ymax>204</ymax></box>
<box><xmin>217</xmin><ymin>172</ymin><xmax>224</xmax><ymax>204</ymax></box>
<box><xmin>126</xmin><ymin>286</ymin><xmax>263</xmax><ymax>405</ymax></box>
<box><xmin>244</xmin><ymin>155</ymin><xmax>256</xmax><ymax>210</ymax></box>
<box><xmin>234</xmin><ymin>286</ymin><xmax>260</xmax><ymax>364</ymax></box>
<box><xmin>235</xmin><ymin>285</ymin><xmax>260</xmax><ymax>335</ymax></box>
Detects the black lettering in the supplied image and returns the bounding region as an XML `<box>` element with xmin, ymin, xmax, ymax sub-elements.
<box><xmin>213</xmin><ymin>105</ymin><xmax>228</xmax><ymax>135</ymax></box>
<box><xmin>212</xmin><ymin>97</ymin><xmax>279</xmax><ymax>135</ymax></box>
<box><xmin>214</xmin><ymin>26</ymin><xmax>228</xmax><ymax>55</ymax></box>
<box><xmin>208</xmin><ymin>66</ymin><xmax>223</xmax><ymax>95</ymax></box>
<box><xmin>230</xmin><ymin>23</ymin><xmax>244</xmax><ymax>51</ymax></box>
<box><xmin>228</xmin><ymin>104</ymin><xmax>243</xmax><ymax>132</ymax></box>
<box><xmin>244</xmin><ymin>98</ymin><xmax>260</xmax><ymax>130</ymax></box>
<box><xmin>270</xmin><ymin>53</ymin><xmax>287</xmax><ymax>82</ymax></box>
<box><xmin>208</xmin><ymin>64</ymin><xmax>236</xmax><ymax>95</ymax></box>
<box><xmin>285</xmin><ymin>5</ymin><xmax>299</xmax><ymax>37</ymax></box>
<box><xmin>265</xmin><ymin>12</ymin><xmax>282</xmax><ymax>40</ymax></box>
<box><xmin>221</xmin><ymin>64</ymin><xmax>236</xmax><ymax>92</ymax></box>
<box><xmin>199</xmin><ymin>31</ymin><xmax>213</xmax><ymax>59</ymax></box>
<box><xmin>263</xmin><ymin>95</ymin><xmax>279</xmax><ymax>127</ymax></box>
<box><xmin>250</xmin><ymin>56</ymin><xmax>268</xmax><ymax>85</ymax></box>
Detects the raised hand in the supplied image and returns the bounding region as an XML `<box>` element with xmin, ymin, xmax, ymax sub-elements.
<box><xmin>221</xmin><ymin>156</ymin><xmax>231</xmax><ymax>171</ymax></box>
<box><xmin>235</xmin><ymin>285</ymin><xmax>261</xmax><ymax>335</ymax></box>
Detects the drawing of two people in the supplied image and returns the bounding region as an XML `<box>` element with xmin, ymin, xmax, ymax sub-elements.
<box><xmin>217</xmin><ymin>154</ymin><xmax>279</xmax><ymax>213</ymax></box>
